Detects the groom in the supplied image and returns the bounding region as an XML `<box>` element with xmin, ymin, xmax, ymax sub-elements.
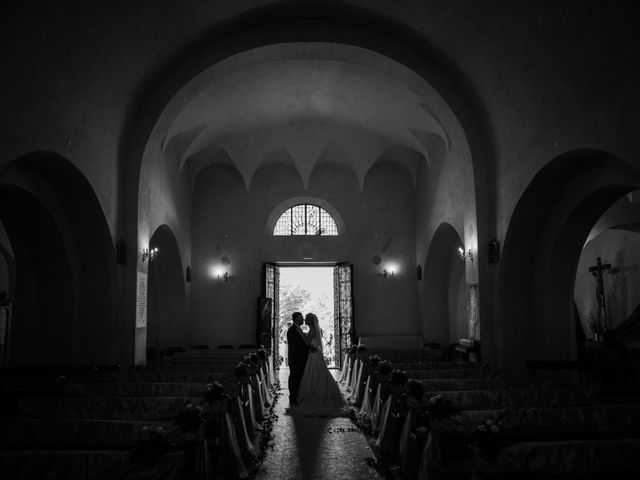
<box><xmin>287</xmin><ymin>311</ymin><xmax>309</xmax><ymax>406</ymax></box>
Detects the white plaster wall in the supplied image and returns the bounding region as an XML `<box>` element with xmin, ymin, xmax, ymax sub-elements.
<box><xmin>191</xmin><ymin>161</ymin><xmax>416</xmax><ymax>347</ymax></box>
<box><xmin>575</xmin><ymin>228</ymin><xmax>640</xmax><ymax>336</ymax></box>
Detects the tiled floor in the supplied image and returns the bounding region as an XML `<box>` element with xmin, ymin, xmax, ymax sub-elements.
<box><xmin>255</xmin><ymin>367</ymin><xmax>383</xmax><ymax>480</ymax></box>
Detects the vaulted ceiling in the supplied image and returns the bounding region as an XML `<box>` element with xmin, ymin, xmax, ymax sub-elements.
<box><xmin>160</xmin><ymin>43</ymin><xmax>452</xmax><ymax>190</ymax></box>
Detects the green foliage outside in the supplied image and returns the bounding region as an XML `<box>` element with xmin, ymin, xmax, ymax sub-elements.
<box><xmin>278</xmin><ymin>284</ymin><xmax>336</xmax><ymax>366</ymax></box>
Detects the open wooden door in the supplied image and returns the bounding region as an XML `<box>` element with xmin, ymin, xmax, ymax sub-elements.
<box><xmin>334</xmin><ymin>263</ymin><xmax>354</xmax><ymax>368</ymax></box>
<box><xmin>261</xmin><ymin>263</ymin><xmax>280</xmax><ymax>368</ymax></box>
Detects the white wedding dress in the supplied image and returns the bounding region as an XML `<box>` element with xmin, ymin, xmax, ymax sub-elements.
<box><xmin>297</xmin><ymin>329</ymin><xmax>346</xmax><ymax>416</ymax></box>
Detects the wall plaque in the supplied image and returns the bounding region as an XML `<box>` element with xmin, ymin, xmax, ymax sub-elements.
<box><xmin>136</xmin><ymin>271</ymin><xmax>147</xmax><ymax>328</ymax></box>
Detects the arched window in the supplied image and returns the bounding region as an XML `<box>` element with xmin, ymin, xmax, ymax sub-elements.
<box><xmin>273</xmin><ymin>203</ymin><xmax>339</xmax><ymax>236</ymax></box>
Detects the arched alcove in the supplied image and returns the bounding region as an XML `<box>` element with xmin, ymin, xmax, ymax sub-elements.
<box><xmin>0</xmin><ymin>185</ymin><xmax>73</xmax><ymax>365</ymax></box>
<box><xmin>574</xmin><ymin>190</ymin><xmax>640</xmax><ymax>341</ymax></box>
<box><xmin>147</xmin><ymin>224</ymin><xmax>187</xmax><ymax>352</ymax></box>
<box><xmin>422</xmin><ymin>222</ymin><xmax>466</xmax><ymax>346</ymax></box>
<box><xmin>0</xmin><ymin>152</ymin><xmax>117</xmax><ymax>365</ymax></box>
<box><xmin>498</xmin><ymin>150</ymin><xmax>640</xmax><ymax>369</ymax></box>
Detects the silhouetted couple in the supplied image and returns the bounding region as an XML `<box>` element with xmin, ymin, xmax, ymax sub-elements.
<box><xmin>287</xmin><ymin>312</ymin><xmax>345</xmax><ymax>416</ymax></box>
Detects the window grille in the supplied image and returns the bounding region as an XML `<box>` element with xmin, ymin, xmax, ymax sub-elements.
<box><xmin>273</xmin><ymin>204</ymin><xmax>339</xmax><ymax>236</ymax></box>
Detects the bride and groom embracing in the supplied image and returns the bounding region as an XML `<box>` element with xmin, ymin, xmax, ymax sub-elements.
<box><xmin>286</xmin><ymin>311</ymin><xmax>345</xmax><ymax>416</ymax></box>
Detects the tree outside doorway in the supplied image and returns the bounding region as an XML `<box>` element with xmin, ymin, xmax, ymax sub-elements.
<box><xmin>278</xmin><ymin>267</ymin><xmax>336</xmax><ymax>367</ymax></box>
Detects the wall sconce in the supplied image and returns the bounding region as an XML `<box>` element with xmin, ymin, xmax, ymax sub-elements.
<box><xmin>141</xmin><ymin>247</ymin><xmax>159</xmax><ymax>263</ymax></box>
<box><xmin>382</xmin><ymin>269</ymin><xmax>394</xmax><ymax>278</ymax></box>
<box><xmin>458</xmin><ymin>246</ymin><xmax>473</xmax><ymax>262</ymax></box>
<box><xmin>217</xmin><ymin>271</ymin><xmax>230</xmax><ymax>282</ymax></box>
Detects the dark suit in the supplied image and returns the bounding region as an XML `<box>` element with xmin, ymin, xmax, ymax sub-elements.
<box><xmin>287</xmin><ymin>324</ymin><xmax>308</xmax><ymax>404</ymax></box>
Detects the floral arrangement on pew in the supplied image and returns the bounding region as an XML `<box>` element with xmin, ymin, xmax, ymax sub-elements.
<box><xmin>349</xmin><ymin>344</ymin><xmax>358</xmax><ymax>360</ymax></box>
<box><xmin>203</xmin><ymin>381</ymin><xmax>231</xmax><ymax>416</ymax></box>
<box><xmin>373</xmin><ymin>360</ymin><xmax>394</xmax><ymax>407</ymax></box>
<box><xmin>235</xmin><ymin>357</ymin><xmax>258</xmax><ymax>427</ymax></box>
<box><xmin>256</xmin><ymin>346</ymin><xmax>273</xmax><ymax>403</ymax></box>
<box><xmin>474</xmin><ymin>418</ymin><xmax>502</xmax><ymax>458</ymax></box>
<box><xmin>368</xmin><ymin>354</ymin><xmax>381</xmax><ymax>368</ymax></box>
<box><xmin>405</xmin><ymin>379</ymin><xmax>430</xmax><ymax>438</ymax></box>
<box><xmin>257</xmin><ymin>347</ymin><xmax>268</xmax><ymax>366</ymax></box>
<box><xmin>375</xmin><ymin>360</ymin><xmax>393</xmax><ymax>381</ymax></box>
<box><xmin>175</xmin><ymin>403</ymin><xmax>205</xmax><ymax>438</ymax></box>
<box><xmin>244</xmin><ymin>353</ymin><xmax>259</xmax><ymax>374</ymax></box>
<box><xmin>200</xmin><ymin>381</ymin><xmax>239</xmax><ymax>477</ymax></box>
<box><xmin>402</xmin><ymin>382</ymin><xmax>460</xmax><ymax>432</ymax></box>
<box><xmin>387</xmin><ymin>369</ymin><xmax>410</xmax><ymax>419</ymax></box>
<box><xmin>375</xmin><ymin>369</ymin><xmax>410</xmax><ymax>460</ymax></box>
<box><xmin>390</xmin><ymin>369</ymin><xmax>409</xmax><ymax>395</ymax></box>
<box><xmin>357</xmin><ymin>343</ymin><xmax>367</xmax><ymax>358</ymax></box>
<box><xmin>235</xmin><ymin>361</ymin><xmax>250</xmax><ymax>384</ymax></box>
<box><xmin>174</xmin><ymin>403</ymin><xmax>206</xmax><ymax>471</ymax></box>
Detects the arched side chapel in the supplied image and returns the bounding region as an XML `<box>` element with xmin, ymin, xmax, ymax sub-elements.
<box><xmin>0</xmin><ymin>2</ymin><xmax>638</xmax><ymax>374</ymax></box>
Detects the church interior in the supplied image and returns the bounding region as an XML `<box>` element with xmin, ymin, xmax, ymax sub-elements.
<box><xmin>1</xmin><ymin>1</ymin><xmax>639</xmax><ymax>478</ymax></box>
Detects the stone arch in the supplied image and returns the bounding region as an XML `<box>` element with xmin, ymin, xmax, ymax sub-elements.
<box><xmin>148</xmin><ymin>224</ymin><xmax>187</xmax><ymax>352</ymax></box>
<box><xmin>127</xmin><ymin>11</ymin><xmax>486</xmax><ymax>252</ymax></box>
<box><xmin>0</xmin><ymin>151</ymin><xmax>117</xmax><ymax>365</ymax></box>
<box><xmin>422</xmin><ymin>222</ymin><xmax>466</xmax><ymax>347</ymax></box>
<box><xmin>497</xmin><ymin>149</ymin><xmax>640</xmax><ymax>368</ymax></box>
<box><xmin>124</xmin><ymin>11</ymin><xmax>486</xmax><ymax>362</ymax></box>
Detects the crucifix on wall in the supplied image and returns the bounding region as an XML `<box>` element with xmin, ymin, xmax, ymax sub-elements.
<box><xmin>588</xmin><ymin>256</ymin><xmax>611</xmax><ymax>328</ymax></box>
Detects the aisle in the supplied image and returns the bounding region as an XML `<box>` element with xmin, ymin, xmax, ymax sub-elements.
<box><xmin>255</xmin><ymin>367</ymin><xmax>383</xmax><ymax>480</ymax></box>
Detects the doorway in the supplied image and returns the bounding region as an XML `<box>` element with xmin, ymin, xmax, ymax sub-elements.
<box><xmin>279</xmin><ymin>266</ymin><xmax>335</xmax><ymax>367</ymax></box>
<box><xmin>262</xmin><ymin>263</ymin><xmax>354</xmax><ymax>370</ymax></box>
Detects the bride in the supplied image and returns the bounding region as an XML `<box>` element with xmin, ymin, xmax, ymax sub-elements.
<box><xmin>297</xmin><ymin>313</ymin><xmax>346</xmax><ymax>416</ymax></box>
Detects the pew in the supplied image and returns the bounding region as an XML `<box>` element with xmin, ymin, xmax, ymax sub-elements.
<box><xmin>0</xmin><ymin>349</ymin><xmax>276</xmax><ymax>479</ymax></box>
<box><xmin>343</xmin><ymin>348</ymin><xmax>640</xmax><ymax>480</ymax></box>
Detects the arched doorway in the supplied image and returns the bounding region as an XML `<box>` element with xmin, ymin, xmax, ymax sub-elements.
<box><xmin>498</xmin><ymin>150</ymin><xmax>640</xmax><ymax>368</ymax></box>
<box><xmin>422</xmin><ymin>222</ymin><xmax>467</xmax><ymax>347</ymax></box>
<box><xmin>147</xmin><ymin>224</ymin><xmax>187</xmax><ymax>354</ymax></box>
<box><xmin>0</xmin><ymin>152</ymin><xmax>117</xmax><ymax>365</ymax></box>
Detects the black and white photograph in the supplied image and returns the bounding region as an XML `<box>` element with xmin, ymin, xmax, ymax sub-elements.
<box><xmin>1</xmin><ymin>1</ymin><xmax>639</xmax><ymax>479</ymax></box>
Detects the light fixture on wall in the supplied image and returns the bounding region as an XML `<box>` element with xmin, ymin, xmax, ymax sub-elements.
<box><xmin>217</xmin><ymin>271</ymin><xmax>230</xmax><ymax>282</ymax></box>
<box><xmin>382</xmin><ymin>268</ymin><xmax>394</xmax><ymax>278</ymax></box>
<box><xmin>458</xmin><ymin>246</ymin><xmax>473</xmax><ymax>262</ymax></box>
<box><xmin>141</xmin><ymin>247</ymin><xmax>159</xmax><ymax>263</ymax></box>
